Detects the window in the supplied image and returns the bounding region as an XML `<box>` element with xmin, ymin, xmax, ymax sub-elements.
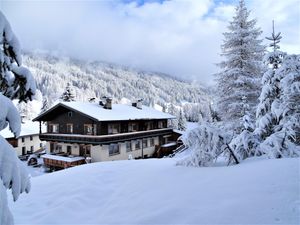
<box><xmin>84</xmin><ymin>124</ymin><xmax>93</xmax><ymax>135</ymax></box>
<box><xmin>40</xmin><ymin>143</ymin><xmax>43</xmax><ymax>148</ymax></box>
<box><xmin>150</xmin><ymin>138</ymin><xmax>155</xmax><ymax>147</ymax></box>
<box><xmin>108</xmin><ymin>123</ymin><xmax>120</xmax><ymax>134</ymax></box>
<box><xmin>128</xmin><ymin>123</ymin><xmax>138</xmax><ymax>132</ymax></box>
<box><xmin>30</xmin><ymin>146</ymin><xmax>34</xmax><ymax>152</ymax></box>
<box><xmin>109</xmin><ymin>144</ymin><xmax>120</xmax><ymax>156</ymax></box>
<box><xmin>67</xmin><ymin>124</ymin><xmax>73</xmax><ymax>133</ymax></box>
<box><xmin>135</xmin><ymin>140</ymin><xmax>141</xmax><ymax>150</ymax></box>
<box><xmin>158</xmin><ymin>121</ymin><xmax>163</xmax><ymax>129</ymax></box>
<box><xmin>49</xmin><ymin>124</ymin><xmax>59</xmax><ymax>133</ymax></box>
<box><xmin>22</xmin><ymin>137</ymin><xmax>25</xmax><ymax>143</ymax></box>
<box><xmin>68</xmin><ymin>111</ymin><xmax>73</xmax><ymax>117</ymax></box>
<box><xmin>145</xmin><ymin>122</ymin><xmax>153</xmax><ymax>130</ymax></box>
<box><xmin>143</xmin><ymin>139</ymin><xmax>148</xmax><ymax>148</ymax></box>
<box><xmin>30</xmin><ymin>136</ymin><xmax>33</xmax><ymax>141</ymax></box>
<box><xmin>126</xmin><ymin>141</ymin><xmax>132</xmax><ymax>152</ymax></box>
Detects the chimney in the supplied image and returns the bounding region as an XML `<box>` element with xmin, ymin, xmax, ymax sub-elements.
<box><xmin>132</xmin><ymin>99</ymin><xmax>143</xmax><ymax>110</ymax></box>
<box><xmin>104</xmin><ymin>97</ymin><xmax>112</xmax><ymax>110</ymax></box>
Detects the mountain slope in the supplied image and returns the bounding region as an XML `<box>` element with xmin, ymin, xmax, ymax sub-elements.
<box><xmin>23</xmin><ymin>52</ymin><xmax>211</xmax><ymax>108</ymax></box>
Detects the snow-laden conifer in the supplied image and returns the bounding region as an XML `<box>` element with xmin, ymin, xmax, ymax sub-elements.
<box><xmin>279</xmin><ymin>54</ymin><xmax>300</xmax><ymax>145</ymax></box>
<box><xmin>215</xmin><ymin>0</ymin><xmax>264</xmax><ymax>131</ymax></box>
<box><xmin>0</xmin><ymin>11</ymin><xmax>34</xmax><ymax>225</ymax></box>
<box><xmin>177</xmin><ymin>109</ymin><xmax>186</xmax><ymax>131</ymax></box>
<box><xmin>255</xmin><ymin>21</ymin><xmax>285</xmax><ymax>140</ymax></box>
<box><xmin>60</xmin><ymin>83</ymin><xmax>75</xmax><ymax>102</ymax></box>
<box><xmin>41</xmin><ymin>97</ymin><xmax>49</xmax><ymax>113</ymax></box>
<box><xmin>260</xmin><ymin>54</ymin><xmax>300</xmax><ymax>158</ymax></box>
<box><xmin>167</xmin><ymin>102</ymin><xmax>178</xmax><ymax>129</ymax></box>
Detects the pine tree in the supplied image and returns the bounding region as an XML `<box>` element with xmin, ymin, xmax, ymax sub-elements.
<box><xmin>255</xmin><ymin>21</ymin><xmax>285</xmax><ymax>140</ymax></box>
<box><xmin>0</xmin><ymin>12</ymin><xmax>34</xmax><ymax>225</ymax></box>
<box><xmin>178</xmin><ymin>109</ymin><xmax>187</xmax><ymax>131</ymax></box>
<box><xmin>167</xmin><ymin>102</ymin><xmax>178</xmax><ymax>129</ymax></box>
<box><xmin>261</xmin><ymin>54</ymin><xmax>300</xmax><ymax>158</ymax></box>
<box><xmin>215</xmin><ymin>0</ymin><xmax>265</xmax><ymax>131</ymax></box>
<box><xmin>279</xmin><ymin>54</ymin><xmax>300</xmax><ymax>145</ymax></box>
<box><xmin>60</xmin><ymin>83</ymin><xmax>75</xmax><ymax>102</ymax></box>
<box><xmin>41</xmin><ymin>97</ymin><xmax>49</xmax><ymax>113</ymax></box>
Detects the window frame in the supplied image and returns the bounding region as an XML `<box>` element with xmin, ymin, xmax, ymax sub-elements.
<box><xmin>108</xmin><ymin>143</ymin><xmax>120</xmax><ymax>156</ymax></box>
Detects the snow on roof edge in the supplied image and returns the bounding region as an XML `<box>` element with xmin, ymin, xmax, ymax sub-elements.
<box><xmin>34</xmin><ymin>101</ymin><xmax>176</xmax><ymax>122</ymax></box>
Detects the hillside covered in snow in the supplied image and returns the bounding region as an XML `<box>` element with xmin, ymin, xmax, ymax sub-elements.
<box><xmin>23</xmin><ymin>52</ymin><xmax>211</xmax><ymax>107</ymax></box>
<box><xmin>9</xmin><ymin>157</ymin><xmax>299</xmax><ymax>224</ymax></box>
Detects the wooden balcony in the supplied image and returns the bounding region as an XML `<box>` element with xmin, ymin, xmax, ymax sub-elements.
<box><xmin>39</xmin><ymin>128</ymin><xmax>174</xmax><ymax>145</ymax></box>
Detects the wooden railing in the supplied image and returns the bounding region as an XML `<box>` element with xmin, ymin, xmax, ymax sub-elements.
<box><xmin>39</xmin><ymin>128</ymin><xmax>174</xmax><ymax>145</ymax></box>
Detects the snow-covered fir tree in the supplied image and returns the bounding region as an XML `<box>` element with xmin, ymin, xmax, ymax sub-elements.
<box><xmin>41</xmin><ymin>97</ymin><xmax>49</xmax><ymax>113</ymax></box>
<box><xmin>255</xmin><ymin>21</ymin><xmax>285</xmax><ymax>140</ymax></box>
<box><xmin>260</xmin><ymin>54</ymin><xmax>300</xmax><ymax>158</ymax></box>
<box><xmin>215</xmin><ymin>0</ymin><xmax>265</xmax><ymax>131</ymax></box>
<box><xmin>279</xmin><ymin>54</ymin><xmax>300</xmax><ymax>145</ymax></box>
<box><xmin>0</xmin><ymin>12</ymin><xmax>35</xmax><ymax>225</ymax></box>
<box><xmin>178</xmin><ymin>109</ymin><xmax>186</xmax><ymax>131</ymax></box>
<box><xmin>60</xmin><ymin>83</ymin><xmax>75</xmax><ymax>102</ymax></box>
<box><xmin>167</xmin><ymin>102</ymin><xmax>179</xmax><ymax>129</ymax></box>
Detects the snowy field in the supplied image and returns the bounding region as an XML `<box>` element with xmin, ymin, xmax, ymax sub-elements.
<box><xmin>8</xmin><ymin>157</ymin><xmax>300</xmax><ymax>225</ymax></box>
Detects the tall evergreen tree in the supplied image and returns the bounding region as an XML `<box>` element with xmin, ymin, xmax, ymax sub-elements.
<box><xmin>60</xmin><ymin>83</ymin><xmax>75</xmax><ymax>102</ymax></box>
<box><xmin>41</xmin><ymin>97</ymin><xmax>49</xmax><ymax>113</ymax></box>
<box><xmin>215</xmin><ymin>0</ymin><xmax>265</xmax><ymax>131</ymax></box>
<box><xmin>167</xmin><ymin>101</ymin><xmax>178</xmax><ymax>129</ymax></box>
<box><xmin>255</xmin><ymin>21</ymin><xmax>285</xmax><ymax>140</ymax></box>
<box><xmin>279</xmin><ymin>54</ymin><xmax>300</xmax><ymax>145</ymax></box>
<box><xmin>178</xmin><ymin>109</ymin><xmax>187</xmax><ymax>131</ymax></box>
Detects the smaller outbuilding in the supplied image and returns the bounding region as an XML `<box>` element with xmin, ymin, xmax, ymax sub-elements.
<box><xmin>1</xmin><ymin>120</ymin><xmax>46</xmax><ymax>156</ymax></box>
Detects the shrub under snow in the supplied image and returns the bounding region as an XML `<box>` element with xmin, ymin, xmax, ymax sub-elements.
<box><xmin>177</xmin><ymin>123</ymin><xmax>236</xmax><ymax>167</ymax></box>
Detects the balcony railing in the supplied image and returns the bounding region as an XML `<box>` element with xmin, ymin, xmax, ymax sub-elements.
<box><xmin>39</xmin><ymin>128</ymin><xmax>174</xmax><ymax>145</ymax></box>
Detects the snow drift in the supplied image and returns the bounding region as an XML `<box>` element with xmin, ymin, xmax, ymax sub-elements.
<box><xmin>9</xmin><ymin>157</ymin><xmax>299</xmax><ymax>224</ymax></box>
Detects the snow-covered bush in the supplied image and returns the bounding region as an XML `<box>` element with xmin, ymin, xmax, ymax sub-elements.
<box><xmin>177</xmin><ymin>123</ymin><xmax>233</xmax><ymax>167</ymax></box>
<box><xmin>0</xmin><ymin>12</ymin><xmax>35</xmax><ymax>225</ymax></box>
<box><xmin>230</xmin><ymin>115</ymin><xmax>260</xmax><ymax>161</ymax></box>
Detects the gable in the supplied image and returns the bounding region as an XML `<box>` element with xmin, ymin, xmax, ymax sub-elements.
<box><xmin>33</xmin><ymin>103</ymin><xmax>98</xmax><ymax>122</ymax></box>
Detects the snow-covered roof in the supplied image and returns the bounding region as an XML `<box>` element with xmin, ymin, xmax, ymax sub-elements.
<box><xmin>0</xmin><ymin>120</ymin><xmax>46</xmax><ymax>138</ymax></box>
<box><xmin>41</xmin><ymin>154</ymin><xmax>85</xmax><ymax>163</ymax></box>
<box><xmin>34</xmin><ymin>102</ymin><xmax>176</xmax><ymax>122</ymax></box>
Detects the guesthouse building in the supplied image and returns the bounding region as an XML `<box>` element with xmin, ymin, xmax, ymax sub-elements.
<box><xmin>33</xmin><ymin>99</ymin><xmax>180</xmax><ymax>169</ymax></box>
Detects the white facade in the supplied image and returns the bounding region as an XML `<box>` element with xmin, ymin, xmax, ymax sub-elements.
<box><xmin>15</xmin><ymin>134</ymin><xmax>45</xmax><ymax>156</ymax></box>
<box><xmin>46</xmin><ymin>136</ymin><xmax>159</xmax><ymax>163</ymax></box>
<box><xmin>1</xmin><ymin>120</ymin><xmax>46</xmax><ymax>156</ymax></box>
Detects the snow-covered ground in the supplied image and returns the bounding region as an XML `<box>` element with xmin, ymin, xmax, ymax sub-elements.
<box><xmin>9</xmin><ymin>157</ymin><xmax>299</xmax><ymax>224</ymax></box>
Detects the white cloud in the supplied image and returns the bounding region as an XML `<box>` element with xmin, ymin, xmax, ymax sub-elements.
<box><xmin>1</xmin><ymin>0</ymin><xmax>299</xmax><ymax>85</ymax></box>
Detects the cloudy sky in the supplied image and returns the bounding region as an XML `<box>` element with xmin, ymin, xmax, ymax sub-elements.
<box><xmin>1</xmin><ymin>0</ymin><xmax>299</xmax><ymax>84</ymax></box>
